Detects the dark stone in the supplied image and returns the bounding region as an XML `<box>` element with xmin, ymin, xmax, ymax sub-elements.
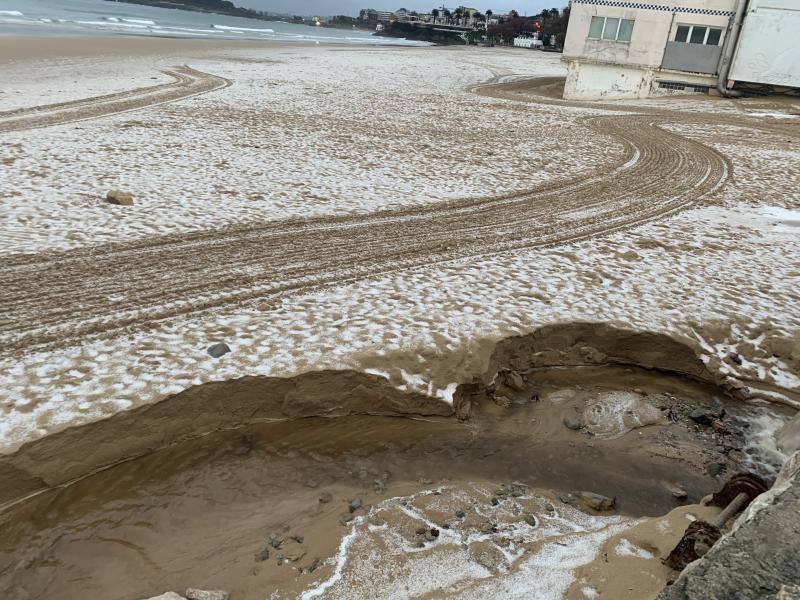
<box><xmin>207</xmin><ymin>342</ymin><xmax>231</xmax><ymax>358</ymax></box>
<box><xmin>727</xmin><ymin>352</ymin><xmax>743</xmax><ymax>365</ymax></box>
<box><xmin>455</xmin><ymin>510</ymin><xmax>466</xmax><ymax>519</ymax></box>
<box><xmin>308</xmin><ymin>558</ymin><xmax>323</xmax><ymax>573</ymax></box>
<box><xmin>491</xmin><ymin>497</ymin><xmax>499</xmax><ymax>506</ymax></box>
<box><xmin>318</xmin><ymin>491</ymin><xmax>333</xmax><ymax>504</ymax></box>
<box><xmin>424</xmin><ymin>528</ymin><xmax>439</xmax><ymax>541</ymax></box>
<box><xmin>707</xmin><ymin>462</ymin><xmax>726</xmax><ymax>478</ymax></box>
<box><xmin>563</xmin><ymin>415</ymin><xmax>583</xmax><ymax>430</ymax></box>
<box><xmin>723</xmin><ymin>435</ymin><xmax>745</xmax><ymax>452</ymax></box>
<box><xmin>348</xmin><ymin>498</ymin><xmax>362</xmax><ymax>513</ymax></box>
<box><xmin>254</xmin><ymin>546</ymin><xmax>270</xmax><ymax>562</ymax></box>
<box><xmin>690</xmin><ymin>409</ymin><xmax>713</xmax><ymax>426</ymax></box>
<box><xmin>524</xmin><ymin>514</ymin><xmax>538</xmax><ymax>527</ymax></box>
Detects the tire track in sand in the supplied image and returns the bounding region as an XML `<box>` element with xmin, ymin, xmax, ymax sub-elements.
<box><xmin>0</xmin><ymin>77</ymin><xmax>735</xmax><ymax>355</ymax></box>
<box><xmin>0</xmin><ymin>66</ymin><xmax>231</xmax><ymax>133</ymax></box>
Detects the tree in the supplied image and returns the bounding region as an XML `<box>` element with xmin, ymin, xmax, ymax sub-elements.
<box><xmin>509</xmin><ymin>9</ymin><xmax>519</xmax><ymax>18</ymax></box>
<box><xmin>432</xmin><ymin>8</ymin><xmax>439</xmax><ymax>23</ymax></box>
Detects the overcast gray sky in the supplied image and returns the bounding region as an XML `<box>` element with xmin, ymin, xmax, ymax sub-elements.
<box><xmin>239</xmin><ymin>0</ymin><xmax>564</xmax><ymax>17</ymax></box>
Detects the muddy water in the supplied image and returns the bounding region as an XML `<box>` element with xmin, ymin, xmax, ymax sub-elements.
<box><xmin>0</xmin><ymin>366</ymin><xmax>784</xmax><ymax>599</ymax></box>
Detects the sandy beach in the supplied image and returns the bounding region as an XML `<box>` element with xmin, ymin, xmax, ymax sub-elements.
<box><xmin>1</xmin><ymin>32</ymin><xmax>799</xmax><ymax>600</ymax></box>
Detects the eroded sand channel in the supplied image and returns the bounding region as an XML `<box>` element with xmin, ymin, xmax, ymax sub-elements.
<box><xmin>0</xmin><ymin>363</ymin><xmax>787</xmax><ymax>600</ymax></box>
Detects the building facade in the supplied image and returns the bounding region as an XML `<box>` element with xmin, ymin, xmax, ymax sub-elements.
<box><xmin>562</xmin><ymin>0</ymin><xmax>800</xmax><ymax>100</ymax></box>
<box><xmin>562</xmin><ymin>0</ymin><xmax>737</xmax><ymax>99</ymax></box>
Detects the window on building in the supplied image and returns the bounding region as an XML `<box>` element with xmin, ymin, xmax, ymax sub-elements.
<box><xmin>589</xmin><ymin>16</ymin><xmax>604</xmax><ymax>38</ymax></box>
<box><xmin>602</xmin><ymin>17</ymin><xmax>620</xmax><ymax>40</ymax></box>
<box><xmin>690</xmin><ymin>26</ymin><xmax>707</xmax><ymax>43</ymax></box>
<box><xmin>617</xmin><ymin>19</ymin><xmax>634</xmax><ymax>42</ymax></box>
<box><xmin>587</xmin><ymin>16</ymin><xmax>634</xmax><ymax>42</ymax></box>
<box><xmin>706</xmin><ymin>28</ymin><xmax>722</xmax><ymax>45</ymax></box>
<box><xmin>674</xmin><ymin>24</ymin><xmax>723</xmax><ymax>45</ymax></box>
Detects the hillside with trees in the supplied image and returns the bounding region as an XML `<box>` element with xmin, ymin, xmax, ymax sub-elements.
<box><xmin>103</xmin><ymin>0</ymin><xmax>273</xmax><ymax>21</ymax></box>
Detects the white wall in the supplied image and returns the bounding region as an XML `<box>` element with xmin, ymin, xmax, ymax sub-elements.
<box><xmin>730</xmin><ymin>0</ymin><xmax>800</xmax><ymax>88</ymax></box>
<box><xmin>563</xmin><ymin>60</ymin><xmax>653</xmax><ymax>99</ymax></box>
<box><xmin>563</xmin><ymin>60</ymin><xmax>718</xmax><ymax>100</ymax></box>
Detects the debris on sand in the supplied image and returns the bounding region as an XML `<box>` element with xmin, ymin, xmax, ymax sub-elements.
<box><xmin>306</xmin><ymin>557</ymin><xmax>324</xmax><ymax>573</ymax></box>
<box><xmin>469</xmin><ymin>540</ymin><xmax>508</xmax><ymax>573</ymax></box>
<box><xmin>669</xmin><ymin>485</ymin><xmax>688</xmax><ymax>500</ymax></box>
<box><xmin>348</xmin><ymin>497</ymin><xmax>363</xmax><ymax>513</ymax></box>
<box><xmin>254</xmin><ymin>545</ymin><xmax>270</xmax><ymax>562</ymax></box>
<box><xmin>185</xmin><ymin>590</ymin><xmax>229</xmax><ymax>600</ymax></box>
<box><xmin>105</xmin><ymin>189</ymin><xmax>134</xmax><ymax>206</ymax></box>
<box><xmin>561</xmin><ymin>491</ymin><xmax>616</xmax><ymax>512</ymax></box>
<box><xmin>582</xmin><ymin>392</ymin><xmax>665</xmax><ymax>439</ymax></box>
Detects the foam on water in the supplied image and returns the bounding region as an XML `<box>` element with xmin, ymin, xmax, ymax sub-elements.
<box><xmin>211</xmin><ymin>24</ymin><xmax>275</xmax><ymax>34</ymax></box>
<box><xmin>296</xmin><ymin>485</ymin><xmax>637</xmax><ymax>599</ymax></box>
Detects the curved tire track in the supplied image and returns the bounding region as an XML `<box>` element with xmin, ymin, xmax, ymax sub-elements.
<box><xmin>1</xmin><ymin>76</ymin><xmax>733</xmax><ymax>354</ymax></box>
<box><xmin>0</xmin><ymin>66</ymin><xmax>231</xmax><ymax>133</ymax></box>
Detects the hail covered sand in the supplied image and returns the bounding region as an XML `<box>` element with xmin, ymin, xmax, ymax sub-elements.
<box><xmin>1</xmin><ymin>39</ymin><xmax>799</xmax><ymax>453</ymax></box>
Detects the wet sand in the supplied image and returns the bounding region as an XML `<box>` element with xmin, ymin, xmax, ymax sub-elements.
<box><xmin>0</xmin><ymin>363</ymin><xmax>778</xmax><ymax>599</ymax></box>
<box><xmin>0</xmin><ymin>35</ymin><xmax>312</xmax><ymax>63</ymax></box>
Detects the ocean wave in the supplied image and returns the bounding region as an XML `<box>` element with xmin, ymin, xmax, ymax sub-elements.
<box><xmin>161</xmin><ymin>26</ymin><xmax>214</xmax><ymax>34</ymax></box>
<box><xmin>123</xmin><ymin>18</ymin><xmax>156</xmax><ymax>25</ymax></box>
<box><xmin>154</xmin><ymin>29</ymin><xmax>210</xmax><ymax>36</ymax></box>
<box><xmin>0</xmin><ymin>10</ymin><xmax>23</xmax><ymax>16</ymax></box>
<box><xmin>75</xmin><ymin>20</ymin><xmax>154</xmax><ymax>29</ymax></box>
<box><xmin>211</xmin><ymin>24</ymin><xmax>275</xmax><ymax>34</ymax></box>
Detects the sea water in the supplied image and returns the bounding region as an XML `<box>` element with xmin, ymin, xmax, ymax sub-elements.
<box><xmin>0</xmin><ymin>0</ymin><xmax>426</xmax><ymax>45</ymax></box>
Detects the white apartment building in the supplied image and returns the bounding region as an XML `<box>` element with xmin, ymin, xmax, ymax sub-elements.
<box><xmin>562</xmin><ymin>0</ymin><xmax>800</xmax><ymax>100</ymax></box>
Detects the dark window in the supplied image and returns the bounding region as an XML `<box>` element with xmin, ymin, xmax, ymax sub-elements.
<box><xmin>706</xmin><ymin>28</ymin><xmax>722</xmax><ymax>45</ymax></box>
<box><xmin>690</xmin><ymin>26</ymin><xmax>707</xmax><ymax>44</ymax></box>
<box><xmin>675</xmin><ymin>25</ymin><xmax>690</xmax><ymax>42</ymax></box>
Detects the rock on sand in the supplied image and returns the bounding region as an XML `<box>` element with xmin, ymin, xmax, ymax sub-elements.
<box><xmin>105</xmin><ymin>190</ymin><xmax>134</xmax><ymax>206</ymax></box>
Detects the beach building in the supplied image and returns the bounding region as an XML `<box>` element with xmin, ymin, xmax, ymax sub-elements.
<box><xmin>561</xmin><ymin>0</ymin><xmax>800</xmax><ymax>100</ymax></box>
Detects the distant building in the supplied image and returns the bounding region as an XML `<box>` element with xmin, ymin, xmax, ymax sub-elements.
<box><xmin>358</xmin><ymin>8</ymin><xmax>396</xmax><ymax>22</ymax></box>
<box><xmin>561</xmin><ymin>0</ymin><xmax>800</xmax><ymax>100</ymax></box>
